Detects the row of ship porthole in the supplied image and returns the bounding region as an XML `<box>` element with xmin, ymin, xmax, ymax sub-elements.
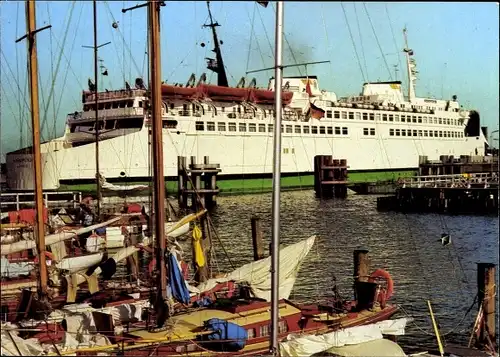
<box><xmin>194</xmin><ymin>121</ymin><xmax>349</xmax><ymax>135</ymax></box>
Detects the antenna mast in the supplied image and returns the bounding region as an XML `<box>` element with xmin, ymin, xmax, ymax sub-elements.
<box><xmin>403</xmin><ymin>27</ymin><xmax>417</xmax><ymax>102</ymax></box>
<box><xmin>203</xmin><ymin>1</ymin><xmax>229</xmax><ymax>87</ymax></box>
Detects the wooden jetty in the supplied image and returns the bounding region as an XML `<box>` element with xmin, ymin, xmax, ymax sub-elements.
<box><xmin>377</xmin><ymin>172</ymin><xmax>498</xmax><ymax>214</ymax></box>
<box><xmin>418</xmin><ymin>155</ymin><xmax>498</xmax><ymax>176</ymax></box>
<box><xmin>177</xmin><ymin>156</ymin><xmax>221</xmax><ymax>210</ymax></box>
<box><xmin>314</xmin><ymin>155</ymin><xmax>348</xmax><ymax>198</ymax></box>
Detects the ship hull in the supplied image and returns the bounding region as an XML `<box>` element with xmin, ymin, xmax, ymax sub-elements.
<box><xmin>6</xmin><ymin>115</ymin><xmax>485</xmax><ymax>191</ymax></box>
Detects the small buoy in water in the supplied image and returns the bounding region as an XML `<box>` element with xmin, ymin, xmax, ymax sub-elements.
<box><xmin>200</xmin><ymin>42</ymin><xmax>205</xmax><ymax>47</ymax></box>
<box><xmin>112</xmin><ymin>21</ymin><xmax>119</xmax><ymax>29</ymax></box>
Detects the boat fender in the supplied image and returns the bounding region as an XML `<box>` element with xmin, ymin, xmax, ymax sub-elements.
<box><xmin>198</xmin><ymin>318</ymin><xmax>247</xmax><ymax>351</ymax></box>
<box><xmin>368</xmin><ymin>268</ymin><xmax>394</xmax><ymax>300</ymax></box>
<box><xmin>33</xmin><ymin>251</ymin><xmax>56</xmax><ymax>265</ymax></box>
<box><xmin>99</xmin><ymin>258</ymin><xmax>117</xmax><ymax>280</ymax></box>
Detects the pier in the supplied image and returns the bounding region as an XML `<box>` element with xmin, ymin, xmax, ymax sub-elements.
<box><xmin>177</xmin><ymin>156</ymin><xmax>221</xmax><ymax>210</ymax></box>
<box><xmin>314</xmin><ymin>155</ymin><xmax>348</xmax><ymax>198</ymax></box>
<box><xmin>418</xmin><ymin>155</ymin><xmax>498</xmax><ymax>176</ymax></box>
<box><xmin>377</xmin><ymin>172</ymin><xmax>498</xmax><ymax>214</ymax></box>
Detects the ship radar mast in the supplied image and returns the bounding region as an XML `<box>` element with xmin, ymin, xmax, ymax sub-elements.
<box><xmin>403</xmin><ymin>27</ymin><xmax>418</xmax><ymax>102</ymax></box>
<box><xmin>203</xmin><ymin>1</ymin><xmax>229</xmax><ymax>87</ymax></box>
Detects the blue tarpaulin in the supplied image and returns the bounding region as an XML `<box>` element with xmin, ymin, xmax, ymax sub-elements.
<box><xmin>167</xmin><ymin>252</ymin><xmax>190</xmax><ymax>305</ymax></box>
<box><xmin>200</xmin><ymin>318</ymin><xmax>247</xmax><ymax>351</ymax></box>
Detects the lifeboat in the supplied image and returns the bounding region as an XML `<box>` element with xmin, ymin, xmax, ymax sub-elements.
<box><xmin>197</xmin><ymin>84</ymin><xmax>250</xmax><ymax>102</ymax></box>
<box><xmin>161</xmin><ymin>84</ymin><xmax>198</xmax><ymax>99</ymax></box>
<box><xmin>249</xmin><ymin>88</ymin><xmax>294</xmax><ymax>105</ymax></box>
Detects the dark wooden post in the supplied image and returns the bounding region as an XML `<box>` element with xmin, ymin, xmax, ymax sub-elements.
<box><xmin>251</xmin><ymin>216</ymin><xmax>265</xmax><ymax>261</ymax></box>
<box><xmin>353</xmin><ymin>248</ymin><xmax>370</xmax><ymax>282</ymax></box>
<box><xmin>476</xmin><ymin>263</ymin><xmax>496</xmax><ymax>350</ymax></box>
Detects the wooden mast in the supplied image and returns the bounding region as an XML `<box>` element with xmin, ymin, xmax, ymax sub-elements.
<box><xmin>15</xmin><ymin>0</ymin><xmax>51</xmax><ymax>298</ymax></box>
<box><xmin>148</xmin><ymin>0</ymin><xmax>167</xmax><ymax>305</ymax></box>
<box><xmin>93</xmin><ymin>0</ymin><xmax>102</xmax><ymax>218</ymax></box>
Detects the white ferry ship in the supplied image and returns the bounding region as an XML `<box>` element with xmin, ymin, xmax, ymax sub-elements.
<box><xmin>5</xmin><ymin>20</ymin><xmax>488</xmax><ymax>192</ymax></box>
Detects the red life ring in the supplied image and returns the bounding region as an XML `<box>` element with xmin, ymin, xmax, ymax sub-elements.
<box><xmin>368</xmin><ymin>269</ymin><xmax>394</xmax><ymax>300</ymax></box>
<box><xmin>34</xmin><ymin>251</ymin><xmax>56</xmax><ymax>264</ymax></box>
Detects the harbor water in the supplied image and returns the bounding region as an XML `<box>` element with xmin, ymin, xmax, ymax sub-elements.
<box><xmin>192</xmin><ymin>190</ymin><xmax>498</xmax><ymax>352</ymax></box>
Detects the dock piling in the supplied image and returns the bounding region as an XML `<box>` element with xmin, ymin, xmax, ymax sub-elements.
<box><xmin>353</xmin><ymin>248</ymin><xmax>370</xmax><ymax>282</ymax></box>
<box><xmin>476</xmin><ymin>263</ymin><xmax>496</xmax><ymax>350</ymax></box>
<box><xmin>314</xmin><ymin>155</ymin><xmax>348</xmax><ymax>199</ymax></box>
<box><xmin>251</xmin><ymin>216</ymin><xmax>265</xmax><ymax>261</ymax></box>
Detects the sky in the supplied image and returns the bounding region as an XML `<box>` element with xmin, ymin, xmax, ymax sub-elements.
<box><xmin>1</xmin><ymin>1</ymin><xmax>499</xmax><ymax>161</ymax></box>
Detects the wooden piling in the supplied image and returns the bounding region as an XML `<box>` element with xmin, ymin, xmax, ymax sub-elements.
<box><xmin>177</xmin><ymin>156</ymin><xmax>220</xmax><ymax>210</ymax></box>
<box><xmin>314</xmin><ymin>155</ymin><xmax>348</xmax><ymax>199</ymax></box>
<box><xmin>476</xmin><ymin>263</ymin><xmax>496</xmax><ymax>350</ymax></box>
<box><xmin>251</xmin><ymin>216</ymin><xmax>265</xmax><ymax>261</ymax></box>
<box><xmin>353</xmin><ymin>248</ymin><xmax>370</xmax><ymax>282</ymax></box>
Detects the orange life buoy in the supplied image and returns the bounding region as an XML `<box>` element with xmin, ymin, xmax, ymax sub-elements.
<box><xmin>368</xmin><ymin>268</ymin><xmax>394</xmax><ymax>300</ymax></box>
<box><xmin>34</xmin><ymin>251</ymin><xmax>56</xmax><ymax>264</ymax></box>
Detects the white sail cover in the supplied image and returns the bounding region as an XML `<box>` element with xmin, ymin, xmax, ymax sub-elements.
<box><xmin>99</xmin><ymin>174</ymin><xmax>148</xmax><ymax>191</ymax></box>
<box><xmin>279</xmin><ymin>317</ymin><xmax>411</xmax><ymax>357</ymax></box>
<box><xmin>192</xmin><ymin>235</ymin><xmax>316</xmax><ymax>301</ymax></box>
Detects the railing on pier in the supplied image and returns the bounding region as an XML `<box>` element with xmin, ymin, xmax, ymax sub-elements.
<box><xmin>399</xmin><ymin>172</ymin><xmax>498</xmax><ymax>189</ymax></box>
<box><xmin>0</xmin><ymin>191</ymin><xmax>82</xmax><ymax>210</ymax></box>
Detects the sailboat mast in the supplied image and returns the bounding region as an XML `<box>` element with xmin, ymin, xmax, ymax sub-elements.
<box><xmin>25</xmin><ymin>0</ymin><xmax>48</xmax><ymax>297</ymax></box>
<box><xmin>93</xmin><ymin>0</ymin><xmax>101</xmax><ymax>218</ymax></box>
<box><xmin>270</xmin><ymin>1</ymin><xmax>284</xmax><ymax>355</ymax></box>
<box><xmin>148</xmin><ymin>0</ymin><xmax>167</xmax><ymax>300</ymax></box>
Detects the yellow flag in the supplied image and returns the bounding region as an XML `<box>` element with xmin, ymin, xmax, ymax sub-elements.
<box><xmin>192</xmin><ymin>225</ymin><xmax>205</xmax><ymax>267</ymax></box>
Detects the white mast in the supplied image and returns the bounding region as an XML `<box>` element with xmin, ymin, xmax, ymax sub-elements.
<box><xmin>270</xmin><ymin>1</ymin><xmax>284</xmax><ymax>355</ymax></box>
<box><xmin>403</xmin><ymin>27</ymin><xmax>418</xmax><ymax>102</ymax></box>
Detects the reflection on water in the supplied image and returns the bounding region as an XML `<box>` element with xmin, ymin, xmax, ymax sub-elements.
<box><xmin>199</xmin><ymin>190</ymin><xmax>498</xmax><ymax>351</ymax></box>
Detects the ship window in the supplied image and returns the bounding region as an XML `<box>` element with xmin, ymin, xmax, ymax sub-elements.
<box><xmin>429</xmin><ymin>131</ymin><xmax>433</xmax><ymax>137</ymax></box>
<box><xmin>411</xmin><ymin>116</ymin><xmax>416</xmax><ymax>123</ymax></box>
<box><xmin>424</xmin><ymin>130</ymin><xmax>428</xmax><ymax>137</ymax></box>
<box><xmin>389</xmin><ymin>129</ymin><xmax>394</xmax><ymax>136</ymax></box>
<box><xmin>382</xmin><ymin>114</ymin><xmax>387</xmax><ymax>121</ymax></box>
<box><xmin>342</xmin><ymin>127</ymin><xmax>348</xmax><ymax>135</ymax></box>
<box><xmin>239</xmin><ymin>123</ymin><xmax>247</xmax><ymax>132</ymax></box>
<box><xmin>112</xmin><ymin>102</ymin><xmax>119</xmax><ymax>109</ymax></box>
<box><xmin>138</xmin><ymin>101</ymin><xmax>143</xmax><ymax>108</ymax></box>
<box><xmin>369</xmin><ymin>113</ymin><xmax>374</xmax><ymax>120</ymax></box>
<box><xmin>389</xmin><ymin>114</ymin><xmax>394</xmax><ymax>122</ymax></box>
<box><xmin>438</xmin><ymin>118</ymin><xmax>443</xmax><ymax>124</ymax></box>
<box><xmin>335</xmin><ymin>127</ymin><xmax>341</xmax><ymax>135</ymax></box>
<box><xmin>115</xmin><ymin>118</ymin><xmax>143</xmax><ymax>129</ymax></box>
<box><xmin>423</xmin><ymin>116</ymin><xmax>427</xmax><ymax>123</ymax></box>
<box><xmin>319</xmin><ymin>126</ymin><xmax>326</xmax><ymax>134</ymax></box>
<box><xmin>303</xmin><ymin>126</ymin><xmax>310</xmax><ymax>134</ymax></box>
<box><xmin>401</xmin><ymin>115</ymin><xmax>406</xmax><ymax>122</ymax></box>
<box><xmin>268</xmin><ymin>124</ymin><xmax>274</xmax><ymax>132</ymax></box>
<box><xmin>207</xmin><ymin>122</ymin><xmax>215</xmax><ymax>131</ymax></box>
<box><xmin>281</xmin><ymin>124</ymin><xmax>284</xmax><ymax>133</ymax></box>
<box><xmin>370</xmin><ymin>128</ymin><xmax>375</xmax><ymax>136</ymax></box>
<box><xmin>163</xmin><ymin>120</ymin><xmax>178</xmax><ymax>129</ymax></box>
<box><xmin>285</xmin><ymin>125</ymin><xmax>292</xmax><ymax>133</ymax></box>
<box><xmin>283</xmin><ymin>148</ymin><xmax>289</xmax><ymax>154</ymax></box>
<box><xmin>312</xmin><ymin>126</ymin><xmax>318</xmax><ymax>134</ymax></box>
<box><xmin>375</xmin><ymin>113</ymin><xmax>381</xmax><ymax>121</ymax></box>
<box><xmin>128</xmin><ymin>100</ymin><xmax>134</xmax><ymax>108</ymax></box>
<box><xmin>228</xmin><ymin>122</ymin><xmax>237</xmax><ymax>132</ymax></box>
<box><xmin>327</xmin><ymin>127</ymin><xmax>333</xmax><ymax>135</ymax></box>
<box><xmin>104</xmin><ymin>120</ymin><xmax>115</xmax><ymax>130</ymax></box>
<box><xmin>395</xmin><ymin>129</ymin><xmax>400</xmax><ymax>136</ymax></box>
<box><xmin>418</xmin><ymin>116</ymin><xmax>422</xmax><ymax>123</ymax></box>
<box><xmin>413</xmin><ymin>130</ymin><xmax>417</xmax><ymax>137</ymax></box>
<box><xmin>333</xmin><ymin>111</ymin><xmax>340</xmax><ymax>119</ymax></box>
<box><xmin>260</xmin><ymin>325</ymin><xmax>269</xmax><ymax>337</ymax></box>
<box><xmin>362</xmin><ymin>113</ymin><xmax>368</xmax><ymax>121</ymax></box>
<box><xmin>348</xmin><ymin>112</ymin><xmax>354</xmax><ymax>120</ymax></box>
<box><xmin>402</xmin><ymin>129</ymin><xmax>406</xmax><ymax>136</ymax></box>
<box><xmin>355</xmin><ymin>112</ymin><xmax>361</xmax><ymax>120</ymax></box>
<box><xmin>326</xmin><ymin>110</ymin><xmax>332</xmax><ymax>119</ymax></box>
<box><xmin>247</xmin><ymin>328</ymin><xmax>256</xmax><ymax>339</ymax></box>
<box><xmin>249</xmin><ymin>123</ymin><xmax>257</xmax><ymax>132</ymax></box>
<box><xmin>195</xmin><ymin>121</ymin><xmax>204</xmax><ymax>131</ymax></box>
<box><xmin>363</xmin><ymin>128</ymin><xmax>369</xmax><ymax>135</ymax></box>
<box><xmin>221</xmin><ymin>106</ymin><xmax>225</xmax><ymax>112</ymax></box>
<box><xmin>119</xmin><ymin>101</ymin><xmax>126</xmax><ymax>108</ymax></box>
<box><xmin>279</xmin><ymin>321</ymin><xmax>288</xmax><ymax>334</ymax></box>
<box><xmin>418</xmin><ymin>130</ymin><xmax>422</xmax><ymax>136</ymax></box>
<box><xmin>259</xmin><ymin>124</ymin><xmax>266</xmax><ymax>132</ymax></box>
<box><xmin>105</xmin><ymin>102</ymin><xmax>111</xmax><ymax>109</ymax></box>
<box><xmin>170</xmin><ymin>103</ymin><xmax>174</xmax><ymax>110</ymax></box>
<box><xmin>394</xmin><ymin>114</ymin><xmax>399</xmax><ymax>122</ymax></box>
<box><xmin>434</xmin><ymin>130</ymin><xmax>438</xmax><ymax>137</ymax></box>
<box><xmin>295</xmin><ymin>125</ymin><xmax>301</xmax><ymax>134</ymax></box>
<box><xmin>218</xmin><ymin>122</ymin><xmax>226</xmax><ymax>131</ymax></box>
<box><xmin>439</xmin><ymin>131</ymin><xmax>443</xmax><ymax>137</ymax></box>
<box><xmin>341</xmin><ymin>111</ymin><xmax>347</xmax><ymax>119</ymax></box>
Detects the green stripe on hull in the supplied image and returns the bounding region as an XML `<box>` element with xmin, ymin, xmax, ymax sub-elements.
<box><xmin>58</xmin><ymin>169</ymin><xmax>417</xmax><ymax>196</ymax></box>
